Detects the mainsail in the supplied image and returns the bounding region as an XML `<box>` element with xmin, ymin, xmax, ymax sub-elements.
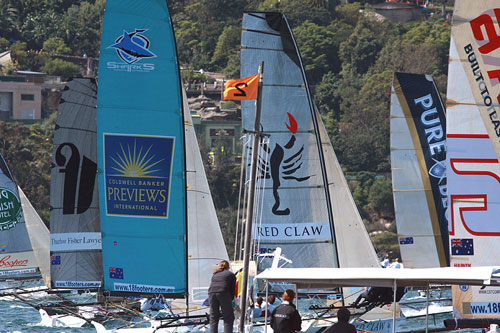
<box><xmin>447</xmin><ymin>0</ymin><xmax>500</xmax><ymax>319</ymax></box>
<box><xmin>390</xmin><ymin>72</ymin><xmax>449</xmax><ymax>268</ymax></box>
<box><xmin>241</xmin><ymin>12</ymin><xmax>378</xmax><ymax>271</ymax></box>
<box><xmin>183</xmin><ymin>88</ymin><xmax>229</xmax><ymax>306</ymax></box>
<box><xmin>97</xmin><ymin>0</ymin><xmax>187</xmax><ymax>296</ymax></box>
<box><xmin>0</xmin><ymin>153</ymin><xmax>43</xmax><ymax>281</ymax></box>
<box><xmin>50</xmin><ymin>78</ymin><xmax>102</xmax><ymax>289</ymax></box>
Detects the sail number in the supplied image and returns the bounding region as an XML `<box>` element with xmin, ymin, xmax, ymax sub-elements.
<box><xmin>471</xmin><ymin>9</ymin><xmax>500</xmax><ymax>54</ymax></box>
<box><xmin>234</xmin><ymin>82</ymin><xmax>247</xmax><ymax>97</ymax></box>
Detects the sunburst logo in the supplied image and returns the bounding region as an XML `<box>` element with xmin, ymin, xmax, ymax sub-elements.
<box><xmin>110</xmin><ymin>141</ymin><xmax>165</xmax><ymax>178</ymax></box>
<box><xmin>104</xmin><ymin>134</ymin><xmax>175</xmax><ymax>218</ymax></box>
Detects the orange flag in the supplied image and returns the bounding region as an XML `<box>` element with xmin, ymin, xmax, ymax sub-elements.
<box><xmin>223</xmin><ymin>73</ymin><xmax>259</xmax><ymax>100</ymax></box>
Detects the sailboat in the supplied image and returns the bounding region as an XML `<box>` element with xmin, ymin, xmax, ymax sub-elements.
<box><xmin>0</xmin><ymin>152</ymin><xmax>50</xmax><ymax>293</ymax></box>
<box><xmin>38</xmin><ymin>77</ymin><xmax>107</xmax><ymax>328</ymax></box>
<box><xmin>92</xmin><ymin>0</ymin><xmax>229</xmax><ymax>331</ymax></box>
<box><xmin>443</xmin><ymin>0</ymin><xmax>500</xmax><ymax>329</ymax></box>
<box><xmin>237</xmin><ymin>11</ymin><xmax>385</xmax><ymax>331</ymax></box>
<box><xmin>389</xmin><ymin>72</ymin><xmax>453</xmax><ymax>318</ymax></box>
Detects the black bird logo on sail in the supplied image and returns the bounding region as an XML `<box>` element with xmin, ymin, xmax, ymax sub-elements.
<box><xmin>255</xmin><ymin>113</ymin><xmax>311</xmax><ymax>216</ymax></box>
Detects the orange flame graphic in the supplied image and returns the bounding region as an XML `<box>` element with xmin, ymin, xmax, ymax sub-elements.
<box><xmin>285</xmin><ymin>112</ymin><xmax>298</xmax><ymax>134</ymax></box>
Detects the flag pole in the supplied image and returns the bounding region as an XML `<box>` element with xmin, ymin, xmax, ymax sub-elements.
<box><xmin>239</xmin><ymin>61</ymin><xmax>264</xmax><ymax>333</ymax></box>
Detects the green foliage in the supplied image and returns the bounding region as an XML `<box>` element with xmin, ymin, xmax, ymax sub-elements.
<box><xmin>212</xmin><ymin>26</ymin><xmax>240</xmax><ymax>71</ymax></box>
<box><xmin>0</xmin><ymin>38</ymin><xmax>9</xmax><ymax>51</ymax></box>
<box><xmin>368</xmin><ymin>177</ymin><xmax>394</xmax><ymax>214</ymax></box>
<box><xmin>293</xmin><ymin>21</ymin><xmax>339</xmax><ymax>83</ymax></box>
<box><xmin>371</xmin><ymin>231</ymin><xmax>400</xmax><ymax>259</ymax></box>
<box><xmin>42</xmin><ymin>58</ymin><xmax>79</xmax><ymax>79</ymax></box>
<box><xmin>43</xmin><ymin>37</ymin><xmax>70</xmax><ymax>55</ymax></box>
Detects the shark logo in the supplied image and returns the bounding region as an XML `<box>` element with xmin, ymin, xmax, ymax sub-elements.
<box><xmin>256</xmin><ymin>113</ymin><xmax>311</xmax><ymax>216</ymax></box>
<box><xmin>428</xmin><ymin>158</ymin><xmax>446</xmax><ymax>183</ymax></box>
<box><xmin>109</xmin><ymin>29</ymin><xmax>156</xmax><ymax>64</ymax></box>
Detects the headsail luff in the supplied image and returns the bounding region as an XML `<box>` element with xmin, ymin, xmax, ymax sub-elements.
<box><xmin>97</xmin><ymin>0</ymin><xmax>187</xmax><ymax>296</ymax></box>
<box><xmin>184</xmin><ymin>88</ymin><xmax>229</xmax><ymax>306</ymax></box>
<box><xmin>50</xmin><ymin>78</ymin><xmax>102</xmax><ymax>289</ymax></box>
<box><xmin>390</xmin><ymin>72</ymin><xmax>449</xmax><ymax>268</ymax></box>
<box><xmin>241</xmin><ymin>12</ymin><xmax>378</xmax><ymax>271</ymax></box>
<box><xmin>0</xmin><ymin>153</ymin><xmax>41</xmax><ymax>281</ymax></box>
<box><xmin>447</xmin><ymin>0</ymin><xmax>500</xmax><ymax>319</ymax></box>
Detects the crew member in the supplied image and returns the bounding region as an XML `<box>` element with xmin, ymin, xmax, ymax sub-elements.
<box><xmin>270</xmin><ymin>289</ymin><xmax>301</xmax><ymax>333</ymax></box>
<box><xmin>209</xmin><ymin>260</ymin><xmax>236</xmax><ymax>333</ymax></box>
<box><xmin>329</xmin><ymin>307</ymin><xmax>356</xmax><ymax>333</ymax></box>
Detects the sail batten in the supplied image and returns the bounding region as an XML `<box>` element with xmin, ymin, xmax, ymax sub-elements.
<box><xmin>50</xmin><ymin>78</ymin><xmax>102</xmax><ymax>289</ymax></box>
<box><xmin>390</xmin><ymin>72</ymin><xmax>449</xmax><ymax>268</ymax></box>
<box><xmin>97</xmin><ymin>0</ymin><xmax>187</xmax><ymax>296</ymax></box>
<box><xmin>241</xmin><ymin>12</ymin><xmax>378</xmax><ymax>276</ymax></box>
<box><xmin>447</xmin><ymin>0</ymin><xmax>500</xmax><ymax>319</ymax></box>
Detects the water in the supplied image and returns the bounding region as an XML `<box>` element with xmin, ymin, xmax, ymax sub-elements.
<box><xmin>0</xmin><ymin>296</ymin><xmax>486</xmax><ymax>332</ymax></box>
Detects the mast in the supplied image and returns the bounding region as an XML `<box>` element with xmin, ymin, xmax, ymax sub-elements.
<box><xmin>239</xmin><ymin>61</ymin><xmax>264</xmax><ymax>333</ymax></box>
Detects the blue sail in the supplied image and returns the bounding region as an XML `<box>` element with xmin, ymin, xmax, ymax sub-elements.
<box><xmin>97</xmin><ymin>0</ymin><xmax>187</xmax><ymax>296</ymax></box>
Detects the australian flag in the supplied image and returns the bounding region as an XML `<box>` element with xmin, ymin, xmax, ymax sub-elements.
<box><xmin>109</xmin><ymin>267</ymin><xmax>124</xmax><ymax>279</ymax></box>
<box><xmin>399</xmin><ymin>237</ymin><xmax>414</xmax><ymax>245</ymax></box>
<box><xmin>451</xmin><ymin>238</ymin><xmax>474</xmax><ymax>255</ymax></box>
<box><xmin>51</xmin><ymin>255</ymin><xmax>61</xmax><ymax>265</ymax></box>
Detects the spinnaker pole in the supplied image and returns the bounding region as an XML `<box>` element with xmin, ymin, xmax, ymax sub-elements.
<box><xmin>239</xmin><ymin>61</ymin><xmax>264</xmax><ymax>333</ymax></box>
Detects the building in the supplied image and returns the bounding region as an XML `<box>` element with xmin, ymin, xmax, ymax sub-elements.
<box><xmin>369</xmin><ymin>2</ymin><xmax>422</xmax><ymax>23</ymax></box>
<box><xmin>0</xmin><ymin>76</ymin><xmax>42</xmax><ymax>121</ymax></box>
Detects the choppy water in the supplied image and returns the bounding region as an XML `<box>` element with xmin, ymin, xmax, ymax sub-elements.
<box><xmin>0</xmin><ymin>295</ymin><xmax>485</xmax><ymax>333</ymax></box>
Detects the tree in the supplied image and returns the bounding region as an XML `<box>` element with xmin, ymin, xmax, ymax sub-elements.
<box><xmin>293</xmin><ymin>21</ymin><xmax>339</xmax><ymax>83</ymax></box>
<box><xmin>42</xmin><ymin>58</ymin><xmax>79</xmax><ymax>79</ymax></box>
<box><xmin>43</xmin><ymin>37</ymin><xmax>71</xmax><ymax>55</ymax></box>
<box><xmin>211</xmin><ymin>25</ymin><xmax>240</xmax><ymax>71</ymax></box>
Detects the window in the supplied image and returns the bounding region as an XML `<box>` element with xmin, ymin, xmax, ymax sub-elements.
<box><xmin>21</xmin><ymin>94</ymin><xmax>34</xmax><ymax>101</ymax></box>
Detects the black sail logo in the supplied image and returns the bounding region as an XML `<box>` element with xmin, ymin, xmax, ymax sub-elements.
<box><xmin>55</xmin><ymin>143</ymin><xmax>97</xmax><ymax>214</ymax></box>
<box><xmin>257</xmin><ymin>113</ymin><xmax>311</xmax><ymax>216</ymax></box>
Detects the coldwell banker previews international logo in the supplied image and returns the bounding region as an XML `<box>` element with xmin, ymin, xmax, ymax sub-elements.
<box><xmin>104</xmin><ymin>134</ymin><xmax>174</xmax><ymax>218</ymax></box>
<box><xmin>107</xmin><ymin>29</ymin><xmax>156</xmax><ymax>72</ymax></box>
<box><xmin>0</xmin><ymin>188</ymin><xmax>23</xmax><ymax>230</ymax></box>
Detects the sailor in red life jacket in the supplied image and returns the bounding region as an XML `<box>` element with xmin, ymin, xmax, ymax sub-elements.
<box><xmin>270</xmin><ymin>289</ymin><xmax>301</xmax><ymax>333</ymax></box>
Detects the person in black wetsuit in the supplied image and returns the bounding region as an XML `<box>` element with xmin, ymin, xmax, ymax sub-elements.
<box><xmin>270</xmin><ymin>289</ymin><xmax>301</xmax><ymax>333</ymax></box>
<box><xmin>329</xmin><ymin>307</ymin><xmax>356</xmax><ymax>333</ymax></box>
<box><xmin>208</xmin><ymin>260</ymin><xmax>236</xmax><ymax>333</ymax></box>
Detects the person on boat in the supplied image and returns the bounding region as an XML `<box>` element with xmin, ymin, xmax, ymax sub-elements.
<box><xmin>208</xmin><ymin>260</ymin><xmax>236</xmax><ymax>333</ymax></box>
<box><xmin>389</xmin><ymin>258</ymin><xmax>403</xmax><ymax>269</ymax></box>
<box><xmin>270</xmin><ymin>289</ymin><xmax>301</xmax><ymax>333</ymax></box>
<box><xmin>262</xmin><ymin>295</ymin><xmax>276</xmax><ymax>316</ymax></box>
<box><xmin>140</xmin><ymin>297</ymin><xmax>166</xmax><ymax>311</ymax></box>
<box><xmin>253</xmin><ymin>296</ymin><xmax>263</xmax><ymax>318</ymax></box>
<box><xmin>328</xmin><ymin>307</ymin><xmax>356</xmax><ymax>333</ymax></box>
<box><xmin>381</xmin><ymin>255</ymin><xmax>390</xmax><ymax>268</ymax></box>
<box><xmin>351</xmin><ymin>287</ymin><xmax>369</xmax><ymax>308</ymax></box>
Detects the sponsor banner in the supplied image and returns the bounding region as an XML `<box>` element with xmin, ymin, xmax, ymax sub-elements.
<box><xmin>0</xmin><ymin>187</ymin><xmax>23</xmax><ymax>231</ymax></box>
<box><xmin>0</xmin><ymin>251</ymin><xmax>38</xmax><ymax>271</ymax></box>
<box><xmin>394</xmin><ymin>73</ymin><xmax>448</xmax><ymax>265</ymax></box>
<box><xmin>452</xmin><ymin>1</ymin><xmax>500</xmax><ymax>161</ymax></box>
<box><xmin>0</xmin><ymin>267</ymin><xmax>38</xmax><ymax>277</ymax></box>
<box><xmin>104</xmin><ymin>134</ymin><xmax>175</xmax><ymax>218</ymax></box>
<box><xmin>253</xmin><ymin>222</ymin><xmax>331</xmax><ymax>241</ymax></box>
<box><xmin>465</xmin><ymin>302</ymin><xmax>500</xmax><ymax>315</ymax></box>
<box><xmin>114</xmin><ymin>282</ymin><xmax>174</xmax><ymax>294</ymax></box>
<box><xmin>51</xmin><ymin>232</ymin><xmax>102</xmax><ymax>251</ymax></box>
<box><xmin>54</xmin><ymin>280</ymin><xmax>101</xmax><ymax>289</ymax></box>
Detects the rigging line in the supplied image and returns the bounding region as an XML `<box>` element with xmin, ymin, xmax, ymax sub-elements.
<box><xmin>247</xmin><ymin>13</ymin><xmax>266</xmax><ymax>20</ymax></box>
<box><xmin>59</xmin><ymin>100</ymin><xmax>97</xmax><ymax>108</ymax></box>
<box><xmin>54</xmin><ymin>126</ymin><xmax>96</xmax><ymax>134</ymax></box>
<box><xmin>242</xmin><ymin>28</ymin><xmax>281</xmax><ymax>37</ymax></box>
<box><xmin>262</xmin><ymin>83</ymin><xmax>305</xmax><ymax>88</ymax></box>
<box><xmin>242</xmin><ymin>46</ymin><xmax>296</xmax><ymax>54</ymax></box>
<box><xmin>255</xmin><ymin>137</ymin><xmax>271</xmax><ymax>259</ymax></box>
<box><xmin>234</xmin><ymin>135</ymin><xmax>250</xmax><ymax>262</ymax></box>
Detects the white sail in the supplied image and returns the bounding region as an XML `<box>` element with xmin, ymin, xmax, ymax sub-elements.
<box><xmin>183</xmin><ymin>89</ymin><xmax>229</xmax><ymax>307</ymax></box>
<box><xmin>316</xmin><ymin>108</ymin><xmax>379</xmax><ymax>268</ymax></box>
<box><xmin>447</xmin><ymin>0</ymin><xmax>500</xmax><ymax>319</ymax></box>
<box><xmin>19</xmin><ymin>187</ymin><xmax>50</xmax><ymax>286</ymax></box>
<box><xmin>390</xmin><ymin>73</ymin><xmax>448</xmax><ymax>268</ymax></box>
